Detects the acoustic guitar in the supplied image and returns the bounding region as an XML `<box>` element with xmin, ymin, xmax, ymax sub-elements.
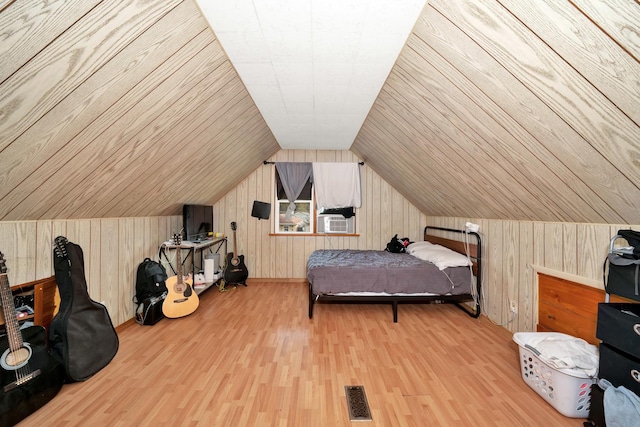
<box><xmin>162</xmin><ymin>234</ymin><xmax>199</xmax><ymax>318</ymax></box>
<box><xmin>0</xmin><ymin>252</ymin><xmax>65</xmax><ymax>426</ymax></box>
<box><xmin>222</xmin><ymin>221</ymin><xmax>248</xmax><ymax>286</ymax></box>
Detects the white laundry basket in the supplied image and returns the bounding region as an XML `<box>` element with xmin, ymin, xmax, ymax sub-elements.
<box><xmin>513</xmin><ymin>332</ymin><xmax>597</xmax><ymax>418</ymax></box>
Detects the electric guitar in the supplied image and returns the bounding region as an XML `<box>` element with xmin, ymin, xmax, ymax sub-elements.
<box><xmin>162</xmin><ymin>234</ymin><xmax>199</xmax><ymax>318</ymax></box>
<box><xmin>0</xmin><ymin>252</ymin><xmax>65</xmax><ymax>426</ymax></box>
<box><xmin>222</xmin><ymin>222</ymin><xmax>249</xmax><ymax>286</ymax></box>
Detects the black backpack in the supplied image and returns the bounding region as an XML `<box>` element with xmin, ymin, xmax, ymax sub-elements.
<box><xmin>385</xmin><ymin>234</ymin><xmax>413</xmax><ymax>253</ymax></box>
<box><xmin>134</xmin><ymin>258</ymin><xmax>168</xmax><ymax>304</ymax></box>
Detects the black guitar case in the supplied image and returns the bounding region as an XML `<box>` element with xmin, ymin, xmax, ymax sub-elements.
<box><xmin>50</xmin><ymin>237</ymin><xmax>119</xmax><ymax>382</ymax></box>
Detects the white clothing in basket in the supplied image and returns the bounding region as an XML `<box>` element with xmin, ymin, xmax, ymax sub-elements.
<box><xmin>527</xmin><ymin>334</ymin><xmax>599</xmax><ymax>377</ymax></box>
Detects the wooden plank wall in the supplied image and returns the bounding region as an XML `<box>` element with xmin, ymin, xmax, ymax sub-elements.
<box><xmin>213</xmin><ymin>150</ymin><xmax>428</xmax><ymax>279</ymax></box>
<box><xmin>0</xmin><ymin>216</ymin><xmax>181</xmax><ymax>328</ymax></box>
<box><xmin>0</xmin><ymin>149</ymin><xmax>429</xmax><ymax>329</ymax></box>
<box><xmin>426</xmin><ymin>216</ymin><xmax>640</xmax><ymax>334</ymax></box>
<box><xmin>1</xmin><ymin>202</ymin><xmax>638</xmax><ymax>335</ymax></box>
<box><xmin>213</xmin><ymin>149</ymin><xmax>640</xmax><ymax>334</ymax></box>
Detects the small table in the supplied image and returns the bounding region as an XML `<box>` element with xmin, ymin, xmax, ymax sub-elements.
<box><xmin>159</xmin><ymin>238</ymin><xmax>227</xmax><ymax>293</ymax></box>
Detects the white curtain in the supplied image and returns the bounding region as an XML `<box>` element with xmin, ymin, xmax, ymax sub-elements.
<box><xmin>312</xmin><ymin>162</ymin><xmax>362</xmax><ymax>210</ymax></box>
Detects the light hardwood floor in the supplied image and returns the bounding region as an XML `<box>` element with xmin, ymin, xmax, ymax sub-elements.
<box><xmin>19</xmin><ymin>281</ymin><xmax>586</xmax><ymax>426</ymax></box>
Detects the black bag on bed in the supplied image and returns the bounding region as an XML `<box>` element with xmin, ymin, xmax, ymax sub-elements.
<box><xmin>385</xmin><ymin>234</ymin><xmax>404</xmax><ymax>253</ymax></box>
<box><xmin>385</xmin><ymin>234</ymin><xmax>411</xmax><ymax>253</ymax></box>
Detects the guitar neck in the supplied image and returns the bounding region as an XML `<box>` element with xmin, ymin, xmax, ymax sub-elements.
<box><xmin>232</xmin><ymin>229</ymin><xmax>238</xmax><ymax>259</ymax></box>
<box><xmin>173</xmin><ymin>235</ymin><xmax>184</xmax><ymax>283</ymax></box>
<box><xmin>0</xmin><ymin>273</ymin><xmax>24</xmax><ymax>352</ymax></box>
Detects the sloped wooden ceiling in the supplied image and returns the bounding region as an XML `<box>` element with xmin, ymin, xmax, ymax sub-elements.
<box><xmin>352</xmin><ymin>0</ymin><xmax>640</xmax><ymax>224</ymax></box>
<box><xmin>0</xmin><ymin>0</ymin><xmax>279</xmax><ymax>221</ymax></box>
<box><xmin>1</xmin><ymin>0</ymin><xmax>639</xmax><ymax>225</ymax></box>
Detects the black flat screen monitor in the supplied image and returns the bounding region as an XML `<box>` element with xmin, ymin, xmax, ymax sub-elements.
<box><xmin>183</xmin><ymin>204</ymin><xmax>213</xmax><ymax>241</ymax></box>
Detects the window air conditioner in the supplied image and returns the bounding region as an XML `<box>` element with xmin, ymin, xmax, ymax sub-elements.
<box><xmin>317</xmin><ymin>214</ymin><xmax>355</xmax><ymax>234</ymax></box>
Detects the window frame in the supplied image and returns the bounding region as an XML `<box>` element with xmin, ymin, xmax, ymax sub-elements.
<box><xmin>272</xmin><ymin>168</ymin><xmax>358</xmax><ymax>236</ymax></box>
<box><xmin>274</xmin><ymin>197</ymin><xmax>315</xmax><ymax>234</ymax></box>
<box><xmin>274</xmin><ymin>171</ymin><xmax>315</xmax><ymax>234</ymax></box>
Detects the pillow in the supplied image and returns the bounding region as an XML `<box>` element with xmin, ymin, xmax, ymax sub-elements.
<box><xmin>405</xmin><ymin>241</ymin><xmax>434</xmax><ymax>254</ymax></box>
<box><xmin>408</xmin><ymin>243</ymin><xmax>471</xmax><ymax>270</ymax></box>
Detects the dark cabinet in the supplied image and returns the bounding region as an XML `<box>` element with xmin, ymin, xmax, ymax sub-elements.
<box><xmin>596</xmin><ymin>303</ymin><xmax>640</xmax><ymax>395</ymax></box>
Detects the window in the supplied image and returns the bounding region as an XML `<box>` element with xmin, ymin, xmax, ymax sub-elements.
<box><xmin>272</xmin><ymin>162</ymin><xmax>359</xmax><ymax>235</ymax></box>
<box><xmin>275</xmin><ymin>171</ymin><xmax>314</xmax><ymax>233</ymax></box>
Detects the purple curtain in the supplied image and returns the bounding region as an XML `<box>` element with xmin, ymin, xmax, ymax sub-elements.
<box><xmin>275</xmin><ymin>162</ymin><xmax>313</xmax><ymax>220</ymax></box>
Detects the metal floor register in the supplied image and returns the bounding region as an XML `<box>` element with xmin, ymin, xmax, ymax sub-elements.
<box><xmin>345</xmin><ymin>385</ymin><xmax>372</xmax><ymax>421</ymax></box>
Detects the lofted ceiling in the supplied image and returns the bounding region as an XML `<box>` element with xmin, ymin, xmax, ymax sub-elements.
<box><xmin>196</xmin><ymin>0</ymin><xmax>427</xmax><ymax>149</ymax></box>
<box><xmin>0</xmin><ymin>0</ymin><xmax>639</xmax><ymax>224</ymax></box>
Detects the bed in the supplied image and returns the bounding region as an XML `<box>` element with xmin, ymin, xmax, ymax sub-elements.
<box><xmin>307</xmin><ymin>226</ymin><xmax>482</xmax><ymax>322</ymax></box>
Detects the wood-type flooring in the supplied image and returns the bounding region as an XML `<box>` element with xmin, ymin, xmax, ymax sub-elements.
<box><xmin>18</xmin><ymin>281</ymin><xmax>587</xmax><ymax>426</ymax></box>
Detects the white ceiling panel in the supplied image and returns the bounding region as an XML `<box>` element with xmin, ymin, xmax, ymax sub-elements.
<box><xmin>196</xmin><ymin>0</ymin><xmax>428</xmax><ymax>149</ymax></box>
<box><xmin>314</xmin><ymin>86</ymin><xmax>349</xmax><ymax>114</ymax></box>
<box><xmin>253</xmin><ymin>0</ymin><xmax>311</xmax><ymax>33</ymax></box>
<box><xmin>245</xmin><ymin>84</ymin><xmax>287</xmax><ymax>115</ymax></box>
<box><xmin>234</xmin><ymin>62</ymin><xmax>278</xmax><ymax>85</ymax></box>
<box><xmin>273</xmin><ymin>62</ymin><xmax>313</xmax><ymax>86</ymax></box>
<box><xmin>263</xmin><ymin>31</ymin><xmax>313</xmax><ymax>62</ymax></box>
<box><xmin>215</xmin><ymin>31</ymin><xmax>271</xmax><ymax>63</ymax></box>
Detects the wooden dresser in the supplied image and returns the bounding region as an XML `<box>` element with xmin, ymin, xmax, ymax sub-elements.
<box><xmin>0</xmin><ymin>276</ymin><xmax>58</xmax><ymax>332</ymax></box>
<box><xmin>537</xmin><ymin>273</ymin><xmax>629</xmax><ymax>345</ymax></box>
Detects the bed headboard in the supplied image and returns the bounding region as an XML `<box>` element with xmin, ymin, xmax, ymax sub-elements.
<box><xmin>424</xmin><ymin>226</ymin><xmax>481</xmax><ymax>277</ymax></box>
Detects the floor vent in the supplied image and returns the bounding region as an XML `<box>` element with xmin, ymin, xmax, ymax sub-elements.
<box><xmin>345</xmin><ymin>385</ymin><xmax>372</xmax><ymax>421</ymax></box>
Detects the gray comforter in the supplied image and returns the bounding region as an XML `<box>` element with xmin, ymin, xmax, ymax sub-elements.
<box><xmin>307</xmin><ymin>249</ymin><xmax>472</xmax><ymax>295</ymax></box>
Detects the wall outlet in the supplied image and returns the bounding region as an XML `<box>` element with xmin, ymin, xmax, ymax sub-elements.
<box><xmin>509</xmin><ymin>300</ymin><xmax>517</xmax><ymax>314</ymax></box>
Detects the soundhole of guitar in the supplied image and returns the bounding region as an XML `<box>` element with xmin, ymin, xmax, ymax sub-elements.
<box><xmin>1</xmin><ymin>344</ymin><xmax>32</xmax><ymax>370</ymax></box>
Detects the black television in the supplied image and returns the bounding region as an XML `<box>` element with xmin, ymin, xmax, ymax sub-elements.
<box><xmin>183</xmin><ymin>204</ymin><xmax>213</xmax><ymax>242</ymax></box>
<box><xmin>251</xmin><ymin>200</ymin><xmax>271</xmax><ymax>220</ymax></box>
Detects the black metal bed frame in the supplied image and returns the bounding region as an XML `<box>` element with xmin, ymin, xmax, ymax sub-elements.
<box><xmin>307</xmin><ymin>226</ymin><xmax>482</xmax><ymax>323</ymax></box>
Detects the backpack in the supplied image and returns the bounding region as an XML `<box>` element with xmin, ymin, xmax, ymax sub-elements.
<box><xmin>385</xmin><ymin>234</ymin><xmax>413</xmax><ymax>253</ymax></box>
<box><xmin>385</xmin><ymin>234</ymin><xmax>405</xmax><ymax>253</ymax></box>
<box><xmin>134</xmin><ymin>258</ymin><xmax>168</xmax><ymax>304</ymax></box>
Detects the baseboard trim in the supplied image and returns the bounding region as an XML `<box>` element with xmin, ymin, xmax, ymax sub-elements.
<box><xmin>246</xmin><ymin>278</ymin><xmax>308</xmax><ymax>284</ymax></box>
